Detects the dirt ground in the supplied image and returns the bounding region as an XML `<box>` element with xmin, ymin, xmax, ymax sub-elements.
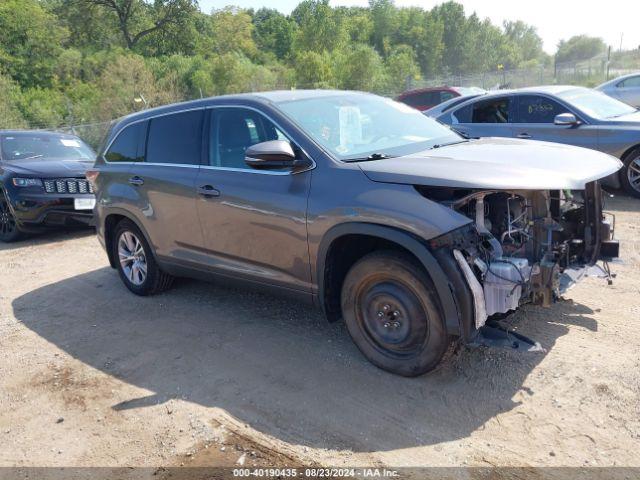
<box><xmin>0</xmin><ymin>194</ymin><xmax>639</xmax><ymax>474</ymax></box>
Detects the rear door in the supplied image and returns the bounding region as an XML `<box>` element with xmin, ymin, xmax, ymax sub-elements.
<box><xmin>127</xmin><ymin>109</ymin><xmax>205</xmax><ymax>260</ymax></box>
<box><xmin>512</xmin><ymin>94</ymin><xmax>596</xmax><ymax>149</ymax></box>
<box><xmin>451</xmin><ymin>95</ymin><xmax>515</xmax><ymax>139</ymax></box>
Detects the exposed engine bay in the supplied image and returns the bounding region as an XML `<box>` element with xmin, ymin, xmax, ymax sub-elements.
<box><xmin>421</xmin><ymin>182</ymin><xmax>619</xmax><ymax>330</ymax></box>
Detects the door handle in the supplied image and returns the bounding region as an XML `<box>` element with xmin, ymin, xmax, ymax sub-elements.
<box><xmin>197</xmin><ymin>185</ymin><xmax>220</xmax><ymax>197</ymax></box>
<box><xmin>517</xmin><ymin>133</ymin><xmax>532</xmax><ymax>139</ymax></box>
<box><xmin>128</xmin><ymin>176</ymin><xmax>144</xmax><ymax>186</ymax></box>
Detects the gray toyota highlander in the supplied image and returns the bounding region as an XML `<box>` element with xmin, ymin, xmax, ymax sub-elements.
<box><xmin>91</xmin><ymin>90</ymin><xmax>621</xmax><ymax>376</ymax></box>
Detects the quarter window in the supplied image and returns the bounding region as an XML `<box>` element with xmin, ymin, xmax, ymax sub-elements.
<box><xmin>146</xmin><ymin>110</ymin><xmax>204</xmax><ymax>165</ymax></box>
<box><xmin>515</xmin><ymin>95</ymin><xmax>569</xmax><ymax>124</ymax></box>
<box><xmin>105</xmin><ymin>123</ymin><xmax>144</xmax><ymax>162</ymax></box>
<box><xmin>210</xmin><ymin>108</ymin><xmax>289</xmax><ymax>170</ymax></box>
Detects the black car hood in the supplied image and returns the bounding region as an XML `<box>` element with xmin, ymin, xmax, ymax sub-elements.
<box><xmin>1</xmin><ymin>158</ymin><xmax>93</xmax><ymax>177</ymax></box>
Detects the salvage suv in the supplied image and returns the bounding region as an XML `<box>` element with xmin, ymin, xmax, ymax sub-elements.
<box><xmin>91</xmin><ymin>90</ymin><xmax>621</xmax><ymax>376</ymax></box>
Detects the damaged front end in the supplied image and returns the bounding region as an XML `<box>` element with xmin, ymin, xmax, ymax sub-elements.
<box><xmin>424</xmin><ymin>182</ymin><xmax>619</xmax><ymax>345</ymax></box>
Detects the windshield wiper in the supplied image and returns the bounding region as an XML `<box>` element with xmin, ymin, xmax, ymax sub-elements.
<box><xmin>430</xmin><ymin>139</ymin><xmax>469</xmax><ymax>149</ymax></box>
<box><xmin>20</xmin><ymin>154</ymin><xmax>44</xmax><ymax>160</ymax></box>
<box><xmin>343</xmin><ymin>152</ymin><xmax>393</xmax><ymax>162</ymax></box>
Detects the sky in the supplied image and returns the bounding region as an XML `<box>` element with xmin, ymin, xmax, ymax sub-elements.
<box><xmin>197</xmin><ymin>0</ymin><xmax>640</xmax><ymax>54</ymax></box>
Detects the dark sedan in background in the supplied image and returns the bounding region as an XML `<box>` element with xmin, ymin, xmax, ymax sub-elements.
<box><xmin>433</xmin><ymin>86</ymin><xmax>640</xmax><ymax>197</ymax></box>
<box><xmin>0</xmin><ymin>130</ymin><xmax>96</xmax><ymax>242</ymax></box>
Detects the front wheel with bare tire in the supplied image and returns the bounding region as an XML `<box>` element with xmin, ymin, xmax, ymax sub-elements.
<box><xmin>113</xmin><ymin>219</ymin><xmax>173</xmax><ymax>296</ymax></box>
<box><xmin>340</xmin><ymin>251</ymin><xmax>452</xmax><ymax>377</ymax></box>
<box><xmin>621</xmin><ymin>148</ymin><xmax>640</xmax><ymax>198</ymax></box>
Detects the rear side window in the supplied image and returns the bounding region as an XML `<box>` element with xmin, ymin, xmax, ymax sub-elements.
<box><xmin>619</xmin><ymin>76</ymin><xmax>640</xmax><ymax>88</ymax></box>
<box><xmin>440</xmin><ymin>91</ymin><xmax>456</xmax><ymax>102</ymax></box>
<box><xmin>515</xmin><ymin>95</ymin><xmax>569</xmax><ymax>124</ymax></box>
<box><xmin>471</xmin><ymin>97</ymin><xmax>511</xmax><ymax>123</ymax></box>
<box><xmin>105</xmin><ymin>123</ymin><xmax>144</xmax><ymax>162</ymax></box>
<box><xmin>146</xmin><ymin>110</ymin><xmax>204</xmax><ymax>165</ymax></box>
<box><xmin>401</xmin><ymin>91</ymin><xmax>439</xmax><ymax>108</ymax></box>
<box><xmin>452</xmin><ymin>104</ymin><xmax>473</xmax><ymax>123</ymax></box>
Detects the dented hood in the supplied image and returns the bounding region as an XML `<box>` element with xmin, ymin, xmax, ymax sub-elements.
<box><xmin>358</xmin><ymin>137</ymin><xmax>622</xmax><ymax>190</ymax></box>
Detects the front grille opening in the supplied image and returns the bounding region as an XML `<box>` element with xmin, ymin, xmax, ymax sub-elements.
<box><xmin>44</xmin><ymin>178</ymin><xmax>93</xmax><ymax>195</ymax></box>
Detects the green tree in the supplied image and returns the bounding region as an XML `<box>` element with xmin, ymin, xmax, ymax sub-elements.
<box><xmin>292</xmin><ymin>0</ymin><xmax>347</xmax><ymax>53</ymax></box>
<box><xmin>95</xmin><ymin>54</ymin><xmax>161</xmax><ymax>120</ymax></box>
<box><xmin>199</xmin><ymin>7</ymin><xmax>257</xmax><ymax>58</ymax></box>
<box><xmin>369</xmin><ymin>0</ymin><xmax>397</xmax><ymax>56</ymax></box>
<box><xmin>253</xmin><ymin>8</ymin><xmax>295</xmax><ymax>60</ymax></box>
<box><xmin>0</xmin><ymin>0</ymin><xmax>68</xmax><ymax>88</ymax></box>
<box><xmin>334</xmin><ymin>44</ymin><xmax>385</xmax><ymax>92</ymax></box>
<box><xmin>0</xmin><ymin>74</ymin><xmax>26</xmax><ymax>129</ymax></box>
<box><xmin>294</xmin><ymin>50</ymin><xmax>334</xmax><ymax>88</ymax></box>
<box><xmin>431</xmin><ymin>1</ymin><xmax>473</xmax><ymax>75</ymax></box>
<box><xmin>556</xmin><ymin>35</ymin><xmax>607</xmax><ymax>64</ymax></box>
<box><xmin>504</xmin><ymin>20</ymin><xmax>545</xmax><ymax>66</ymax></box>
<box><xmin>82</xmin><ymin>0</ymin><xmax>197</xmax><ymax>50</ymax></box>
<box><xmin>385</xmin><ymin>45</ymin><xmax>420</xmax><ymax>93</ymax></box>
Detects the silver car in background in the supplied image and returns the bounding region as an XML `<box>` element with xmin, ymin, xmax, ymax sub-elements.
<box><xmin>596</xmin><ymin>72</ymin><xmax>640</xmax><ymax>108</ymax></box>
<box><xmin>434</xmin><ymin>86</ymin><xmax>640</xmax><ymax>198</ymax></box>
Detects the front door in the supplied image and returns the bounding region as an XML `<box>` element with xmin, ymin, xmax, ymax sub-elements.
<box><xmin>512</xmin><ymin>95</ymin><xmax>596</xmax><ymax>150</ymax></box>
<box><xmin>194</xmin><ymin>107</ymin><xmax>312</xmax><ymax>292</ymax></box>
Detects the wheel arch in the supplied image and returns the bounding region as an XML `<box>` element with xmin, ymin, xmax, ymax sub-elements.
<box><xmin>103</xmin><ymin>209</ymin><xmax>157</xmax><ymax>269</ymax></box>
<box><xmin>316</xmin><ymin>222</ymin><xmax>460</xmax><ymax>336</ymax></box>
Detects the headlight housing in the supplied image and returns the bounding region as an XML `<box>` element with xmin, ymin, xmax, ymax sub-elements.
<box><xmin>12</xmin><ymin>178</ymin><xmax>43</xmax><ymax>187</ymax></box>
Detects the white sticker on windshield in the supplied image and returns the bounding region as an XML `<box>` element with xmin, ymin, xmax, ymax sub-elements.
<box><xmin>338</xmin><ymin>106</ymin><xmax>362</xmax><ymax>151</ymax></box>
<box><xmin>60</xmin><ymin>139</ymin><xmax>80</xmax><ymax>147</ymax></box>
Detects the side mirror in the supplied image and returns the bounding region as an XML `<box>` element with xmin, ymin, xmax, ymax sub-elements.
<box><xmin>245</xmin><ymin>140</ymin><xmax>297</xmax><ymax>170</ymax></box>
<box><xmin>554</xmin><ymin>112</ymin><xmax>579</xmax><ymax>126</ymax></box>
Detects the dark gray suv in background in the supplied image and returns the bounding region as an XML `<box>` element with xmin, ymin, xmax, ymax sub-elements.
<box><xmin>91</xmin><ymin>90</ymin><xmax>620</xmax><ymax>376</ymax></box>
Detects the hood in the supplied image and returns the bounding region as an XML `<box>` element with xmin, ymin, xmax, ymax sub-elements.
<box><xmin>358</xmin><ymin>137</ymin><xmax>622</xmax><ymax>190</ymax></box>
<box><xmin>1</xmin><ymin>157</ymin><xmax>93</xmax><ymax>178</ymax></box>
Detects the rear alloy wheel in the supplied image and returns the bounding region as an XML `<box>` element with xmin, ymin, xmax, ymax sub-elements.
<box><xmin>113</xmin><ymin>219</ymin><xmax>173</xmax><ymax>295</ymax></box>
<box><xmin>118</xmin><ymin>231</ymin><xmax>148</xmax><ymax>286</ymax></box>
<box><xmin>341</xmin><ymin>251</ymin><xmax>452</xmax><ymax>377</ymax></box>
<box><xmin>0</xmin><ymin>196</ymin><xmax>23</xmax><ymax>242</ymax></box>
<box><xmin>621</xmin><ymin>149</ymin><xmax>640</xmax><ymax>198</ymax></box>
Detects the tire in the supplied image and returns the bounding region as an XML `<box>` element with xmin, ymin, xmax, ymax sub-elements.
<box><xmin>340</xmin><ymin>250</ymin><xmax>452</xmax><ymax>377</ymax></box>
<box><xmin>112</xmin><ymin>219</ymin><xmax>173</xmax><ymax>296</ymax></box>
<box><xmin>620</xmin><ymin>148</ymin><xmax>640</xmax><ymax>198</ymax></box>
<box><xmin>0</xmin><ymin>193</ymin><xmax>25</xmax><ymax>243</ymax></box>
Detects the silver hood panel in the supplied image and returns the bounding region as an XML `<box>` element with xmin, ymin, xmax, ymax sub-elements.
<box><xmin>359</xmin><ymin>137</ymin><xmax>623</xmax><ymax>190</ymax></box>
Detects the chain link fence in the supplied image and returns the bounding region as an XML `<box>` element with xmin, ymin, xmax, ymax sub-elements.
<box><xmin>409</xmin><ymin>51</ymin><xmax>640</xmax><ymax>91</ymax></box>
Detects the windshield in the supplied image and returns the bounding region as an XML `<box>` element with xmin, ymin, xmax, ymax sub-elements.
<box><xmin>276</xmin><ymin>93</ymin><xmax>462</xmax><ymax>160</ymax></box>
<box><xmin>0</xmin><ymin>133</ymin><xmax>95</xmax><ymax>161</ymax></box>
<box><xmin>558</xmin><ymin>88</ymin><xmax>637</xmax><ymax>119</ymax></box>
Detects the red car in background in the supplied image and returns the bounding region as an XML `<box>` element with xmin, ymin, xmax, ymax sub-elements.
<box><xmin>396</xmin><ymin>86</ymin><xmax>485</xmax><ymax>111</ymax></box>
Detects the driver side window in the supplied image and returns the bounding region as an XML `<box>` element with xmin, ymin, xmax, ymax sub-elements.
<box><xmin>209</xmin><ymin>108</ymin><xmax>288</xmax><ymax>170</ymax></box>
